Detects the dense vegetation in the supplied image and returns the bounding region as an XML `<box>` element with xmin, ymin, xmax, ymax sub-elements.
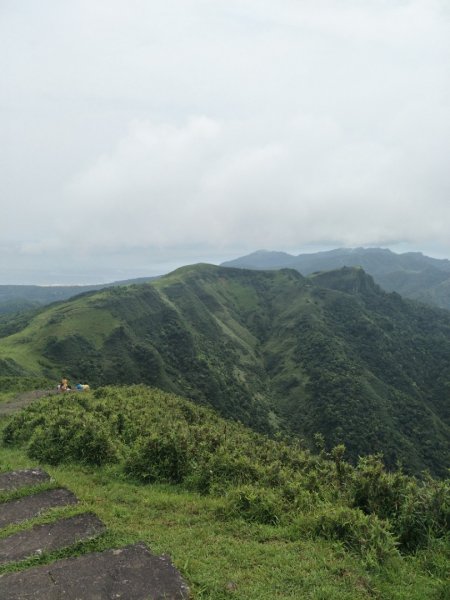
<box><xmin>3</xmin><ymin>386</ymin><xmax>449</xmax><ymax>566</ymax></box>
<box><xmin>0</xmin><ymin>264</ymin><xmax>449</xmax><ymax>475</ymax></box>
<box><xmin>0</xmin><ymin>277</ymin><xmax>159</xmax><ymax>315</ymax></box>
<box><xmin>222</xmin><ymin>247</ymin><xmax>450</xmax><ymax>310</ymax></box>
<box><xmin>0</xmin><ymin>285</ymin><xmax>99</xmax><ymax>315</ymax></box>
<box><xmin>1</xmin><ymin>379</ymin><xmax>449</xmax><ymax>597</ymax></box>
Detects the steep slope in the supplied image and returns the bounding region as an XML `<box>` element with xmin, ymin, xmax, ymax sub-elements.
<box><xmin>222</xmin><ymin>247</ymin><xmax>450</xmax><ymax>310</ymax></box>
<box><xmin>265</xmin><ymin>267</ymin><xmax>450</xmax><ymax>474</ymax></box>
<box><xmin>0</xmin><ymin>264</ymin><xmax>449</xmax><ymax>475</ymax></box>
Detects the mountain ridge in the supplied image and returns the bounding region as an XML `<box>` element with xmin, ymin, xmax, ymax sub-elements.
<box><xmin>0</xmin><ymin>263</ymin><xmax>449</xmax><ymax>476</ymax></box>
<box><xmin>221</xmin><ymin>247</ymin><xmax>450</xmax><ymax>310</ymax></box>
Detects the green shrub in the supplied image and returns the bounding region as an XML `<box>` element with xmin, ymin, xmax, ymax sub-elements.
<box><xmin>294</xmin><ymin>505</ymin><xmax>398</xmax><ymax>566</ymax></box>
<box><xmin>185</xmin><ymin>448</ymin><xmax>263</xmax><ymax>495</ymax></box>
<box><xmin>125</xmin><ymin>430</ymin><xmax>190</xmax><ymax>484</ymax></box>
<box><xmin>26</xmin><ymin>424</ymin><xmax>64</xmax><ymax>465</ymax></box>
<box><xmin>3</xmin><ymin>411</ymin><xmax>47</xmax><ymax>446</ymax></box>
<box><xmin>27</xmin><ymin>413</ymin><xmax>118</xmax><ymax>466</ymax></box>
<box><xmin>220</xmin><ymin>485</ymin><xmax>284</xmax><ymax>525</ymax></box>
<box><xmin>352</xmin><ymin>455</ymin><xmax>408</xmax><ymax>519</ymax></box>
<box><xmin>395</xmin><ymin>476</ymin><xmax>449</xmax><ymax>551</ymax></box>
<box><xmin>351</xmin><ymin>455</ymin><xmax>450</xmax><ymax>551</ymax></box>
<box><xmin>280</xmin><ymin>480</ymin><xmax>316</xmax><ymax>512</ymax></box>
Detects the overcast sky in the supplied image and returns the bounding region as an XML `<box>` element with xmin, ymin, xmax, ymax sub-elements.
<box><xmin>1</xmin><ymin>0</ymin><xmax>450</xmax><ymax>284</ymax></box>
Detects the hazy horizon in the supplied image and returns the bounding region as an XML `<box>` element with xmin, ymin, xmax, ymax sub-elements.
<box><xmin>2</xmin><ymin>243</ymin><xmax>450</xmax><ymax>286</ymax></box>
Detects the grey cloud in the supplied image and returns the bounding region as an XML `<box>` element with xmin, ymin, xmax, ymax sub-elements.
<box><xmin>1</xmin><ymin>1</ymin><xmax>450</xmax><ymax>282</ymax></box>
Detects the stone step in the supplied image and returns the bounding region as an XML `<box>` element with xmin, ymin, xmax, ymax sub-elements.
<box><xmin>0</xmin><ymin>513</ymin><xmax>105</xmax><ymax>566</ymax></box>
<box><xmin>0</xmin><ymin>542</ymin><xmax>189</xmax><ymax>599</ymax></box>
<box><xmin>0</xmin><ymin>488</ymin><xmax>78</xmax><ymax>529</ymax></box>
<box><xmin>0</xmin><ymin>469</ymin><xmax>50</xmax><ymax>493</ymax></box>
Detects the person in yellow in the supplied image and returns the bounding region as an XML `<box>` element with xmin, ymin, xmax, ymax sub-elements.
<box><xmin>59</xmin><ymin>378</ymin><xmax>71</xmax><ymax>392</ymax></box>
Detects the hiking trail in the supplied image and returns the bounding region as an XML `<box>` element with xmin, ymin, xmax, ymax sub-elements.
<box><xmin>0</xmin><ymin>391</ymin><xmax>190</xmax><ymax>599</ymax></box>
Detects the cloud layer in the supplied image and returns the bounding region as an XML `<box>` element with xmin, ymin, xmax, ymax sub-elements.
<box><xmin>1</xmin><ymin>1</ymin><xmax>450</xmax><ymax>282</ymax></box>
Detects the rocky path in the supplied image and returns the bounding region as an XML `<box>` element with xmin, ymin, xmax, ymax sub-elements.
<box><xmin>0</xmin><ymin>390</ymin><xmax>55</xmax><ymax>417</ymax></box>
<box><xmin>1</xmin><ymin>542</ymin><xmax>188</xmax><ymax>600</ymax></box>
<box><xmin>0</xmin><ymin>424</ymin><xmax>190</xmax><ymax>598</ymax></box>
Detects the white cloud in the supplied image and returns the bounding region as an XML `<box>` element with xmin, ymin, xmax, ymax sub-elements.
<box><xmin>62</xmin><ymin>102</ymin><xmax>450</xmax><ymax>251</ymax></box>
<box><xmin>1</xmin><ymin>0</ymin><xmax>450</xmax><ymax>281</ymax></box>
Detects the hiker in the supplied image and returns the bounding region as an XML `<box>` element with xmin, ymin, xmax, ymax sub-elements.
<box><xmin>58</xmin><ymin>378</ymin><xmax>71</xmax><ymax>392</ymax></box>
<box><xmin>75</xmin><ymin>383</ymin><xmax>90</xmax><ymax>392</ymax></box>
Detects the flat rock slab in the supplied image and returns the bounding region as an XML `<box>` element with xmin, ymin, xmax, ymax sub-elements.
<box><xmin>0</xmin><ymin>513</ymin><xmax>105</xmax><ymax>566</ymax></box>
<box><xmin>0</xmin><ymin>469</ymin><xmax>50</xmax><ymax>492</ymax></box>
<box><xmin>0</xmin><ymin>542</ymin><xmax>190</xmax><ymax>599</ymax></box>
<box><xmin>0</xmin><ymin>488</ymin><xmax>78</xmax><ymax>529</ymax></box>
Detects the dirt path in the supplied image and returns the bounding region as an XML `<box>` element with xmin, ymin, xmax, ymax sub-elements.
<box><xmin>0</xmin><ymin>389</ymin><xmax>56</xmax><ymax>417</ymax></box>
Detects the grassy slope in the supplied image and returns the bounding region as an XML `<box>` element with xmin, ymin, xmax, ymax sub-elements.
<box><xmin>0</xmin><ymin>265</ymin><xmax>449</xmax><ymax>475</ymax></box>
<box><xmin>3</xmin><ymin>444</ymin><xmax>439</xmax><ymax>600</ymax></box>
<box><xmin>0</xmin><ymin>291</ymin><xmax>119</xmax><ymax>373</ymax></box>
<box><xmin>1</xmin><ymin>385</ymin><xmax>448</xmax><ymax>600</ymax></box>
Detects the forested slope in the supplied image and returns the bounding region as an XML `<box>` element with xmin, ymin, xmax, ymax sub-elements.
<box><xmin>222</xmin><ymin>247</ymin><xmax>450</xmax><ymax>310</ymax></box>
<box><xmin>0</xmin><ymin>264</ymin><xmax>449</xmax><ymax>475</ymax></box>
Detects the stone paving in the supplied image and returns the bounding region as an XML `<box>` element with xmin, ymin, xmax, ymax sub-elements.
<box><xmin>0</xmin><ymin>488</ymin><xmax>77</xmax><ymax>528</ymax></box>
<box><xmin>0</xmin><ymin>543</ymin><xmax>190</xmax><ymax>600</ymax></box>
<box><xmin>0</xmin><ymin>468</ymin><xmax>190</xmax><ymax>599</ymax></box>
<box><xmin>0</xmin><ymin>468</ymin><xmax>50</xmax><ymax>492</ymax></box>
<box><xmin>0</xmin><ymin>512</ymin><xmax>106</xmax><ymax>566</ymax></box>
<box><xmin>0</xmin><ymin>469</ymin><xmax>50</xmax><ymax>492</ymax></box>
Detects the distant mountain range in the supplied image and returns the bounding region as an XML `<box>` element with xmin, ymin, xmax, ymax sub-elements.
<box><xmin>1</xmin><ymin>263</ymin><xmax>449</xmax><ymax>476</ymax></box>
<box><xmin>3</xmin><ymin>247</ymin><xmax>450</xmax><ymax>316</ymax></box>
<box><xmin>221</xmin><ymin>247</ymin><xmax>450</xmax><ymax>310</ymax></box>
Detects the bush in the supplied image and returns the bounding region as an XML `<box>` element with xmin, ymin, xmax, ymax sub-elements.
<box><xmin>395</xmin><ymin>476</ymin><xmax>450</xmax><ymax>551</ymax></box>
<box><xmin>351</xmin><ymin>455</ymin><xmax>450</xmax><ymax>551</ymax></box>
<box><xmin>352</xmin><ymin>455</ymin><xmax>408</xmax><ymax>520</ymax></box>
<box><xmin>280</xmin><ymin>480</ymin><xmax>316</xmax><ymax>512</ymax></box>
<box><xmin>2</xmin><ymin>384</ymin><xmax>448</xmax><ymax>558</ymax></box>
<box><xmin>219</xmin><ymin>485</ymin><xmax>284</xmax><ymax>525</ymax></box>
<box><xmin>27</xmin><ymin>413</ymin><xmax>118</xmax><ymax>466</ymax></box>
<box><xmin>294</xmin><ymin>505</ymin><xmax>398</xmax><ymax>566</ymax></box>
<box><xmin>125</xmin><ymin>429</ymin><xmax>190</xmax><ymax>484</ymax></box>
<box><xmin>3</xmin><ymin>411</ymin><xmax>47</xmax><ymax>446</ymax></box>
<box><xmin>185</xmin><ymin>448</ymin><xmax>263</xmax><ymax>495</ymax></box>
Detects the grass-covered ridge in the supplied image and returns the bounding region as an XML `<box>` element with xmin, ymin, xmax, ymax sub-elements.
<box><xmin>0</xmin><ymin>264</ymin><xmax>450</xmax><ymax>475</ymax></box>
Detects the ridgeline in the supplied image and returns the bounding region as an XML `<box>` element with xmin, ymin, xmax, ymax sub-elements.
<box><xmin>0</xmin><ymin>264</ymin><xmax>449</xmax><ymax>476</ymax></box>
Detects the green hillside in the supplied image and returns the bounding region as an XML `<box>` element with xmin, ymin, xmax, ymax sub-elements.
<box><xmin>0</xmin><ymin>277</ymin><xmax>159</xmax><ymax>315</ymax></box>
<box><xmin>0</xmin><ymin>285</ymin><xmax>104</xmax><ymax>315</ymax></box>
<box><xmin>1</xmin><ymin>385</ymin><xmax>448</xmax><ymax>599</ymax></box>
<box><xmin>0</xmin><ymin>264</ymin><xmax>449</xmax><ymax>476</ymax></box>
<box><xmin>222</xmin><ymin>247</ymin><xmax>450</xmax><ymax>310</ymax></box>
